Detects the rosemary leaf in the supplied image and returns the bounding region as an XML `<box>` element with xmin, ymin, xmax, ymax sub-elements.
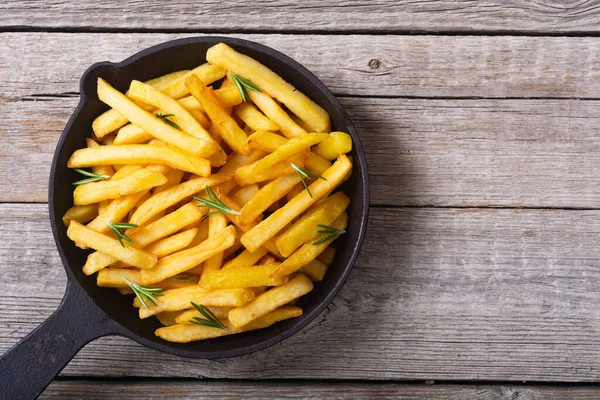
<box><xmin>107</xmin><ymin>222</ymin><xmax>138</xmax><ymax>247</ymax></box>
<box><xmin>72</xmin><ymin>168</ymin><xmax>109</xmax><ymax>185</ymax></box>
<box><xmin>124</xmin><ymin>278</ymin><xmax>163</xmax><ymax>310</ymax></box>
<box><xmin>229</xmin><ymin>72</ymin><xmax>261</xmax><ymax>102</ymax></box>
<box><xmin>155</xmin><ymin>113</ymin><xmax>182</xmax><ymax>130</ymax></box>
<box><xmin>189</xmin><ymin>302</ymin><xmax>227</xmax><ymax>330</ymax></box>
<box><xmin>193</xmin><ymin>186</ymin><xmax>241</xmax><ymax>217</ymax></box>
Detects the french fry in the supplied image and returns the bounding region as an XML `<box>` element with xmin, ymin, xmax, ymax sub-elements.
<box><xmin>67</xmin><ymin>144</ymin><xmax>211</xmax><ymax>177</ymax></box>
<box><xmin>184</xmin><ymin>219</ymin><xmax>210</xmax><ymax>249</ymax></box>
<box><xmin>302</xmin><ymin>259</ymin><xmax>328</xmax><ymax>282</ymax></box>
<box><xmin>276</xmin><ymin>192</ymin><xmax>350</xmax><ymax>257</ymax></box>
<box><xmin>129</xmin><ymin>173</ymin><xmax>231</xmax><ymax>226</ymax></box>
<box><xmin>97</xmin><ymin>268</ymin><xmax>197</xmax><ymax>289</ymax></box>
<box><xmin>286</xmin><ymin>183</ymin><xmax>304</xmax><ymax>203</ymax></box>
<box><xmin>97</xmin><ymin>78</ymin><xmax>213</xmax><ymax>156</ymax></box>
<box><xmin>207</xmin><ymin>43</ymin><xmax>330</xmax><ymax>133</ymax></box>
<box><xmin>305</xmin><ymin>152</ymin><xmax>332</xmax><ymax>175</ymax></box>
<box><xmin>248</xmin><ymin>129</ymin><xmax>287</xmax><ymax>152</ymax></box>
<box><xmin>271</xmin><ymin>212</ymin><xmax>347</xmax><ymax>278</ymax></box>
<box><xmin>231</xmin><ymin>184</ymin><xmax>259</xmax><ymax>206</ymax></box>
<box><xmin>177</xmin><ymin>84</ymin><xmax>243</xmax><ymax>112</ymax></box>
<box><xmin>234</xmin><ymin>102</ymin><xmax>280</xmax><ymax>132</ymax></box>
<box><xmin>140</xmin><ymin>225</ymin><xmax>237</xmax><ymax>284</ymax></box>
<box><xmin>247</xmin><ymin>89</ymin><xmax>306</xmax><ymax>139</ymax></box>
<box><xmin>145</xmin><ymin>228</ymin><xmax>198</xmax><ymax>258</ymax></box>
<box><xmin>86</xmin><ymin>191</ymin><xmax>148</xmax><ymax>234</ymax></box>
<box><xmin>154</xmin><ymin>169</ymin><xmax>185</xmax><ymax>194</ymax></box>
<box><xmin>222</xmin><ymin>247</ymin><xmax>269</xmax><ymax>270</ymax></box>
<box><xmin>228</xmin><ymin>274</ymin><xmax>313</xmax><ymax>327</ymax></box>
<box><xmin>186</xmin><ymin>74</ymin><xmax>250</xmax><ymax>155</ymax></box>
<box><xmin>155</xmin><ymin>311</ymin><xmax>181</xmax><ymax>327</ymax></box>
<box><xmin>113</xmin><ymin>124</ymin><xmax>152</xmax><ymax>145</ymax></box>
<box><xmin>234</xmin><ymin>153</ymin><xmax>306</xmax><ymax>186</ymax></box>
<box><xmin>62</xmin><ymin>204</ymin><xmax>98</xmax><ymax>227</ymax></box>
<box><xmin>240</xmin><ymin>174</ymin><xmax>300</xmax><ymax>223</ymax></box>
<box><xmin>73</xmin><ymin>168</ymin><xmax>167</xmax><ymax>205</ymax></box>
<box><xmin>159</xmin><ymin>63</ymin><xmax>226</xmax><ymax>100</ymax></box>
<box><xmin>67</xmin><ymin>221</ymin><xmax>157</xmax><ymax>269</ymax></box>
<box><xmin>188</xmin><ymin>109</ymin><xmax>211</xmax><ymax>129</ymax></box>
<box><xmin>199</xmin><ymin>213</ymin><xmax>229</xmax><ymax>284</ymax></box>
<box><xmin>212</xmin><ymin>190</ymin><xmax>259</xmax><ymax>232</ymax></box>
<box><xmin>201</xmin><ymin>263</ymin><xmax>288</xmax><ymax>290</ymax></box>
<box><xmin>136</xmin><ymin>285</ymin><xmax>254</xmax><ymax>318</ymax></box>
<box><xmin>315</xmin><ymin>131</ymin><xmax>353</xmax><ymax>160</ymax></box>
<box><xmin>86</xmin><ymin>138</ymin><xmax>114</xmax><ymax>177</ymax></box>
<box><xmin>317</xmin><ymin>246</ymin><xmax>336</xmax><ymax>266</ymax></box>
<box><xmin>97</xmin><ymin>200</ymin><xmax>111</xmax><ymax>215</ymax></box>
<box><xmin>241</xmin><ymin>155</ymin><xmax>352</xmax><ymax>252</ymax></box>
<box><xmin>156</xmin><ymin>306</ymin><xmax>302</xmax><ymax>342</ymax></box>
<box><xmin>175</xmin><ymin>306</ymin><xmax>232</xmax><ymax>324</ymax></box>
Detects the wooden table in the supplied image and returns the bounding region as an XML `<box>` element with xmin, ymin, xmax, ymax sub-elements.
<box><xmin>3</xmin><ymin>2</ymin><xmax>600</xmax><ymax>398</ymax></box>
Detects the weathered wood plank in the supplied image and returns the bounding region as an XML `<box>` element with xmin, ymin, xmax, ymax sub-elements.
<box><xmin>3</xmin><ymin>1</ymin><xmax>600</xmax><ymax>33</ymax></box>
<box><xmin>3</xmin><ymin>33</ymin><xmax>600</xmax><ymax>99</ymax></box>
<box><xmin>3</xmin><ymin>203</ymin><xmax>600</xmax><ymax>381</ymax></box>
<box><xmin>39</xmin><ymin>381</ymin><xmax>600</xmax><ymax>399</ymax></box>
<box><xmin>4</xmin><ymin>97</ymin><xmax>600</xmax><ymax>208</ymax></box>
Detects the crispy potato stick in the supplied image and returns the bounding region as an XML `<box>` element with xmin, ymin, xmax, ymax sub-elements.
<box><xmin>231</xmin><ymin>184</ymin><xmax>259</xmax><ymax>206</ymax></box>
<box><xmin>234</xmin><ymin>153</ymin><xmax>306</xmax><ymax>186</ymax></box>
<box><xmin>140</xmin><ymin>225</ymin><xmax>237</xmax><ymax>284</ymax></box>
<box><xmin>208</xmin><ymin>43</ymin><xmax>330</xmax><ymax>133</ymax></box>
<box><xmin>199</xmin><ymin>213</ymin><xmax>229</xmax><ymax>284</ymax></box>
<box><xmin>234</xmin><ymin>102</ymin><xmax>280</xmax><ymax>132</ymax></box>
<box><xmin>248</xmin><ymin>129</ymin><xmax>287</xmax><ymax>152</ymax></box>
<box><xmin>62</xmin><ymin>204</ymin><xmax>98</xmax><ymax>227</ymax></box>
<box><xmin>160</xmin><ymin>63</ymin><xmax>226</xmax><ymax>100</ymax></box>
<box><xmin>201</xmin><ymin>263</ymin><xmax>288</xmax><ymax>290</ymax></box>
<box><xmin>241</xmin><ymin>155</ymin><xmax>352</xmax><ymax>252</ymax></box>
<box><xmin>175</xmin><ymin>306</ymin><xmax>232</xmax><ymax>324</ymax></box>
<box><xmin>240</xmin><ymin>174</ymin><xmax>300</xmax><ymax>223</ymax></box>
<box><xmin>155</xmin><ymin>311</ymin><xmax>181</xmax><ymax>327</ymax></box>
<box><xmin>97</xmin><ymin>78</ymin><xmax>212</xmax><ymax>156</ymax></box>
<box><xmin>97</xmin><ymin>200</ymin><xmax>111</xmax><ymax>215</ymax></box>
<box><xmin>113</xmin><ymin>124</ymin><xmax>152</xmax><ymax>145</ymax></box>
<box><xmin>145</xmin><ymin>228</ymin><xmax>198</xmax><ymax>258</ymax></box>
<box><xmin>129</xmin><ymin>173</ymin><xmax>231</xmax><ymax>226</ymax></box>
<box><xmin>228</xmin><ymin>274</ymin><xmax>313</xmax><ymax>327</ymax></box>
<box><xmin>68</xmin><ymin>144</ymin><xmax>211</xmax><ymax>177</ymax></box>
<box><xmin>177</xmin><ymin>84</ymin><xmax>243</xmax><ymax>112</ymax></box>
<box><xmin>260</xmin><ymin>255</ymin><xmax>277</xmax><ymax>265</ymax></box>
<box><xmin>271</xmin><ymin>212</ymin><xmax>347</xmax><ymax>278</ymax></box>
<box><xmin>86</xmin><ymin>138</ymin><xmax>114</xmax><ymax>177</ymax></box>
<box><xmin>301</xmin><ymin>259</ymin><xmax>328</xmax><ymax>282</ymax></box>
<box><xmin>315</xmin><ymin>131</ymin><xmax>353</xmax><ymax>160</ymax></box>
<box><xmin>213</xmin><ymin>191</ymin><xmax>259</xmax><ymax>232</ymax></box>
<box><xmin>73</xmin><ymin>168</ymin><xmax>167</xmax><ymax>205</ymax></box>
<box><xmin>154</xmin><ymin>169</ymin><xmax>185</xmax><ymax>194</ymax></box>
<box><xmin>286</xmin><ymin>183</ymin><xmax>304</xmax><ymax>202</ymax></box>
<box><xmin>317</xmin><ymin>246</ymin><xmax>336</xmax><ymax>266</ymax></box>
<box><xmin>305</xmin><ymin>152</ymin><xmax>332</xmax><ymax>175</ymax></box>
<box><xmin>184</xmin><ymin>219</ymin><xmax>210</xmax><ymax>249</ymax></box>
<box><xmin>219</xmin><ymin>149</ymin><xmax>267</xmax><ymax>174</ymax></box>
<box><xmin>67</xmin><ymin>221</ymin><xmax>157</xmax><ymax>269</ymax></box>
<box><xmin>92</xmin><ymin>70</ymin><xmax>189</xmax><ymax>138</ymax></box>
<box><xmin>247</xmin><ymin>89</ymin><xmax>306</xmax><ymax>139</ymax></box>
<box><xmin>137</xmin><ymin>286</ymin><xmax>254</xmax><ymax>318</ymax></box>
<box><xmin>276</xmin><ymin>191</ymin><xmax>350</xmax><ymax>257</ymax></box>
<box><xmin>186</xmin><ymin>74</ymin><xmax>250</xmax><ymax>155</ymax></box>
<box><xmin>156</xmin><ymin>306</ymin><xmax>302</xmax><ymax>343</ymax></box>
<box><xmin>86</xmin><ymin>191</ymin><xmax>148</xmax><ymax>234</ymax></box>
<box><xmin>222</xmin><ymin>247</ymin><xmax>269</xmax><ymax>270</ymax></box>
<box><xmin>188</xmin><ymin>109</ymin><xmax>211</xmax><ymax>129</ymax></box>
<box><xmin>128</xmin><ymin>80</ymin><xmax>221</xmax><ymax>158</ymax></box>
<box><xmin>97</xmin><ymin>268</ymin><xmax>197</xmax><ymax>289</ymax></box>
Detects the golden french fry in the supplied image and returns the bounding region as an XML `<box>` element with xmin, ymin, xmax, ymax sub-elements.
<box><xmin>231</xmin><ymin>184</ymin><xmax>259</xmax><ymax>206</ymax></box>
<box><xmin>67</xmin><ymin>221</ymin><xmax>157</xmax><ymax>270</ymax></box>
<box><xmin>317</xmin><ymin>246</ymin><xmax>336</xmax><ymax>266</ymax></box>
<box><xmin>241</xmin><ymin>155</ymin><xmax>352</xmax><ymax>252</ymax></box>
<box><xmin>73</xmin><ymin>168</ymin><xmax>167</xmax><ymax>205</ymax></box>
<box><xmin>305</xmin><ymin>152</ymin><xmax>332</xmax><ymax>175</ymax></box>
<box><xmin>155</xmin><ymin>311</ymin><xmax>181</xmax><ymax>327</ymax></box>
<box><xmin>228</xmin><ymin>274</ymin><xmax>313</xmax><ymax>327</ymax></box>
<box><xmin>286</xmin><ymin>183</ymin><xmax>304</xmax><ymax>203</ymax></box>
<box><xmin>175</xmin><ymin>306</ymin><xmax>232</xmax><ymax>324</ymax></box>
<box><xmin>234</xmin><ymin>102</ymin><xmax>280</xmax><ymax>132</ymax></box>
<box><xmin>113</xmin><ymin>124</ymin><xmax>152</xmax><ymax>145</ymax></box>
<box><xmin>201</xmin><ymin>263</ymin><xmax>288</xmax><ymax>290</ymax></box>
<box><xmin>234</xmin><ymin>153</ymin><xmax>306</xmax><ymax>186</ymax></box>
<box><xmin>184</xmin><ymin>219</ymin><xmax>210</xmax><ymax>249</ymax></box>
<box><xmin>154</xmin><ymin>169</ymin><xmax>185</xmax><ymax>194</ymax></box>
<box><xmin>96</xmin><ymin>268</ymin><xmax>139</xmax><ymax>287</ymax></box>
<box><xmin>276</xmin><ymin>191</ymin><xmax>350</xmax><ymax>257</ymax></box>
<box><xmin>222</xmin><ymin>247</ymin><xmax>269</xmax><ymax>270</ymax></box>
<box><xmin>156</xmin><ymin>306</ymin><xmax>302</xmax><ymax>343</ymax></box>
<box><xmin>199</xmin><ymin>213</ymin><xmax>229</xmax><ymax>284</ymax></box>
<box><xmin>302</xmin><ymin>259</ymin><xmax>328</xmax><ymax>282</ymax></box>
<box><xmin>140</xmin><ymin>225</ymin><xmax>236</xmax><ymax>284</ymax></box>
<box><xmin>240</xmin><ymin>174</ymin><xmax>300</xmax><ymax>223</ymax></box>
<box><xmin>315</xmin><ymin>131</ymin><xmax>353</xmax><ymax>160</ymax></box>
<box><xmin>62</xmin><ymin>204</ymin><xmax>98</xmax><ymax>227</ymax></box>
<box><xmin>212</xmin><ymin>190</ymin><xmax>259</xmax><ymax>232</ymax></box>
<box><xmin>271</xmin><ymin>212</ymin><xmax>347</xmax><ymax>278</ymax></box>
<box><xmin>145</xmin><ymin>228</ymin><xmax>198</xmax><ymax>258</ymax></box>
<box><xmin>159</xmin><ymin>63</ymin><xmax>226</xmax><ymax>100</ymax></box>
<box><xmin>68</xmin><ymin>144</ymin><xmax>211</xmax><ymax>177</ymax></box>
<box><xmin>86</xmin><ymin>191</ymin><xmax>148</xmax><ymax>233</ymax></box>
<box><xmin>188</xmin><ymin>109</ymin><xmax>211</xmax><ymax>129</ymax></box>
<box><xmin>86</xmin><ymin>138</ymin><xmax>115</xmax><ymax>177</ymax></box>
<box><xmin>186</xmin><ymin>74</ymin><xmax>250</xmax><ymax>155</ymax></box>
<box><xmin>137</xmin><ymin>285</ymin><xmax>254</xmax><ymax>318</ymax></box>
<box><xmin>97</xmin><ymin>78</ymin><xmax>213</xmax><ymax>156</ymax></box>
<box><xmin>97</xmin><ymin>200</ymin><xmax>111</xmax><ymax>215</ymax></box>
<box><xmin>248</xmin><ymin>129</ymin><xmax>287</xmax><ymax>152</ymax></box>
<box><xmin>247</xmin><ymin>89</ymin><xmax>306</xmax><ymax>139</ymax></box>
<box><xmin>129</xmin><ymin>173</ymin><xmax>231</xmax><ymax>226</ymax></box>
<box><xmin>177</xmin><ymin>84</ymin><xmax>243</xmax><ymax>112</ymax></box>
<box><xmin>207</xmin><ymin>43</ymin><xmax>330</xmax><ymax>133</ymax></box>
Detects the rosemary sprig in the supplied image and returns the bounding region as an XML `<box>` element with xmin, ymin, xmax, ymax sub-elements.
<box><xmin>291</xmin><ymin>163</ymin><xmax>327</xmax><ymax>198</ymax></box>
<box><xmin>107</xmin><ymin>222</ymin><xmax>138</xmax><ymax>247</ymax></box>
<box><xmin>193</xmin><ymin>186</ymin><xmax>241</xmax><ymax>218</ymax></box>
<box><xmin>172</xmin><ymin>274</ymin><xmax>196</xmax><ymax>283</ymax></box>
<box><xmin>72</xmin><ymin>168</ymin><xmax>109</xmax><ymax>185</ymax></box>
<box><xmin>155</xmin><ymin>113</ymin><xmax>182</xmax><ymax>130</ymax></box>
<box><xmin>124</xmin><ymin>278</ymin><xmax>163</xmax><ymax>310</ymax></box>
<box><xmin>312</xmin><ymin>223</ymin><xmax>346</xmax><ymax>245</ymax></box>
<box><xmin>189</xmin><ymin>302</ymin><xmax>228</xmax><ymax>330</ymax></box>
<box><xmin>229</xmin><ymin>72</ymin><xmax>261</xmax><ymax>102</ymax></box>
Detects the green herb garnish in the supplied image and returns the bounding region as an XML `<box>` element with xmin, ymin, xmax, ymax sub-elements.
<box><xmin>193</xmin><ymin>186</ymin><xmax>241</xmax><ymax>218</ymax></box>
<box><xmin>312</xmin><ymin>224</ymin><xmax>346</xmax><ymax>245</ymax></box>
<box><xmin>291</xmin><ymin>163</ymin><xmax>327</xmax><ymax>198</ymax></box>
<box><xmin>72</xmin><ymin>168</ymin><xmax>109</xmax><ymax>185</ymax></box>
<box><xmin>189</xmin><ymin>302</ymin><xmax>228</xmax><ymax>330</ymax></box>
<box><xmin>229</xmin><ymin>72</ymin><xmax>261</xmax><ymax>102</ymax></box>
<box><xmin>173</xmin><ymin>274</ymin><xmax>196</xmax><ymax>283</ymax></box>
<box><xmin>155</xmin><ymin>113</ymin><xmax>181</xmax><ymax>130</ymax></box>
<box><xmin>124</xmin><ymin>278</ymin><xmax>163</xmax><ymax>310</ymax></box>
<box><xmin>107</xmin><ymin>222</ymin><xmax>138</xmax><ymax>247</ymax></box>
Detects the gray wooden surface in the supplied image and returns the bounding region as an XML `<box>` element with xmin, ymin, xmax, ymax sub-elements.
<box><xmin>4</xmin><ymin>1</ymin><xmax>600</xmax><ymax>398</ymax></box>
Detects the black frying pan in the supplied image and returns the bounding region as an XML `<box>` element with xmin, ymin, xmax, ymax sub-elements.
<box><xmin>0</xmin><ymin>37</ymin><xmax>369</xmax><ymax>399</ymax></box>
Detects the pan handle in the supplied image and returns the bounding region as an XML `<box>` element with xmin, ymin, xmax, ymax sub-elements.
<box><xmin>0</xmin><ymin>281</ymin><xmax>120</xmax><ymax>399</ymax></box>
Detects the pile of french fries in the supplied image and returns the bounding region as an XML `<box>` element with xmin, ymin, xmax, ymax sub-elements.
<box><xmin>63</xmin><ymin>43</ymin><xmax>354</xmax><ymax>343</ymax></box>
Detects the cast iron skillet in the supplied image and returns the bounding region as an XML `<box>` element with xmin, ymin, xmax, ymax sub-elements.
<box><xmin>0</xmin><ymin>37</ymin><xmax>369</xmax><ymax>399</ymax></box>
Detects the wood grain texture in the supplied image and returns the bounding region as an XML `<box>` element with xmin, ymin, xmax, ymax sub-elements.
<box><xmin>3</xmin><ymin>33</ymin><xmax>600</xmax><ymax>99</ymax></box>
<box><xmin>39</xmin><ymin>381</ymin><xmax>600</xmax><ymax>399</ymax></box>
<box><xmin>3</xmin><ymin>1</ymin><xmax>600</xmax><ymax>33</ymax></box>
<box><xmin>4</xmin><ymin>97</ymin><xmax>600</xmax><ymax>208</ymax></box>
<box><xmin>3</xmin><ymin>203</ymin><xmax>600</xmax><ymax>381</ymax></box>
